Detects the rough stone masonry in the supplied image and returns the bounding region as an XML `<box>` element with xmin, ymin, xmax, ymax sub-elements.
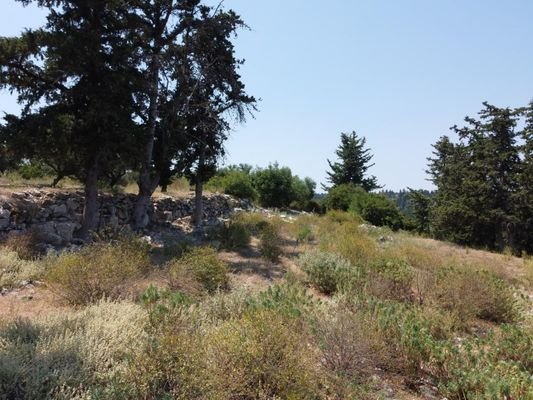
<box><xmin>0</xmin><ymin>190</ymin><xmax>252</xmax><ymax>246</ymax></box>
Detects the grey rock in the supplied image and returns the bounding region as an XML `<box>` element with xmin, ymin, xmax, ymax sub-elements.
<box><xmin>66</xmin><ymin>198</ymin><xmax>79</xmax><ymax>212</ymax></box>
<box><xmin>0</xmin><ymin>221</ymin><xmax>10</xmax><ymax>229</ymax></box>
<box><xmin>12</xmin><ymin>192</ymin><xmax>28</xmax><ymax>200</ymax></box>
<box><xmin>0</xmin><ymin>207</ymin><xmax>11</xmax><ymax>220</ymax></box>
<box><xmin>56</xmin><ymin>222</ymin><xmax>79</xmax><ymax>242</ymax></box>
<box><xmin>108</xmin><ymin>211</ymin><xmax>119</xmax><ymax>228</ymax></box>
<box><xmin>51</xmin><ymin>204</ymin><xmax>68</xmax><ymax>217</ymax></box>
<box><xmin>36</xmin><ymin>208</ymin><xmax>51</xmax><ymax>219</ymax></box>
<box><xmin>33</xmin><ymin>222</ymin><xmax>63</xmax><ymax>246</ymax></box>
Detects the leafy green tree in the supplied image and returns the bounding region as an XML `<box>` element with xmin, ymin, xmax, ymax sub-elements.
<box><xmin>324</xmin><ymin>131</ymin><xmax>379</xmax><ymax>191</ymax></box>
<box><xmin>252</xmin><ymin>164</ymin><xmax>295</xmax><ymax>208</ymax></box>
<box><xmin>184</xmin><ymin>6</ymin><xmax>256</xmax><ymax>228</ymax></box>
<box><xmin>130</xmin><ymin>0</ymin><xmax>198</xmax><ymax>229</ymax></box>
<box><xmin>291</xmin><ymin>176</ymin><xmax>316</xmax><ymax>211</ymax></box>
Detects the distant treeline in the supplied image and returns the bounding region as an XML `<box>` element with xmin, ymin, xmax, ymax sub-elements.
<box><xmin>380</xmin><ymin>189</ymin><xmax>436</xmax><ymax>216</ymax></box>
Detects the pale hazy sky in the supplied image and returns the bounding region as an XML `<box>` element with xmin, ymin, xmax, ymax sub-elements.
<box><xmin>1</xmin><ymin>1</ymin><xmax>532</xmax><ymax>191</ymax></box>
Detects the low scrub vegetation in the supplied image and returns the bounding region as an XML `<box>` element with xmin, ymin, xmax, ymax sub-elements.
<box><xmin>0</xmin><ymin>301</ymin><xmax>147</xmax><ymax>399</ymax></box>
<box><xmin>424</xmin><ymin>268</ymin><xmax>520</xmax><ymax>326</ymax></box>
<box><xmin>46</xmin><ymin>237</ymin><xmax>151</xmax><ymax>305</ymax></box>
<box><xmin>298</xmin><ymin>250</ymin><xmax>353</xmax><ymax>295</ymax></box>
<box><xmin>1</xmin><ymin>232</ymin><xmax>42</xmax><ymax>260</ymax></box>
<box><xmin>0</xmin><ymin>251</ymin><xmax>45</xmax><ymax>289</ymax></box>
<box><xmin>218</xmin><ymin>221</ymin><xmax>251</xmax><ymax>250</ymax></box>
<box><xmin>168</xmin><ymin>246</ymin><xmax>230</xmax><ymax>295</ymax></box>
<box><xmin>1</xmin><ymin>210</ymin><xmax>531</xmax><ymax>399</ymax></box>
<box><xmin>259</xmin><ymin>223</ymin><xmax>283</xmax><ymax>262</ymax></box>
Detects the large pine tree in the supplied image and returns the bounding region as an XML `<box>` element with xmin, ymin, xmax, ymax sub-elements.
<box><xmin>427</xmin><ymin>102</ymin><xmax>532</xmax><ymax>254</ymax></box>
<box><xmin>0</xmin><ymin>0</ymin><xmax>140</xmax><ymax>239</ymax></box>
<box><xmin>324</xmin><ymin>131</ymin><xmax>379</xmax><ymax>191</ymax></box>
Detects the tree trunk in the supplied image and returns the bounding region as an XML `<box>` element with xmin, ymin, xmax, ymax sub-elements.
<box><xmin>133</xmin><ymin>55</ymin><xmax>161</xmax><ymax>230</ymax></box>
<box><xmin>51</xmin><ymin>174</ymin><xmax>64</xmax><ymax>187</ymax></box>
<box><xmin>193</xmin><ymin>147</ymin><xmax>206</xmax><ymax>231</ymax></box>
<box><xmin>79</xmin><ymin>158</ymin><xmax>99</xmax><ymax>241</ymax></box>
<box><xmin>133</xmin><ymin>171</ymin><xmax>159</xmax><ymax>230</ymax></box>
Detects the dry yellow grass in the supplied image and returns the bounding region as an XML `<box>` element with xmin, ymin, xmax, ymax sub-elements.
<box><xmin>389</xmin><ymin>235</ymin><xmax>533</xmax><ymax>290</ymax></box>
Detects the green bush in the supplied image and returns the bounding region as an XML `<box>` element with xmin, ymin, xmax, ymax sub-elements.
<box><xmin>139</xmin><ymin>285</ymin><xmax>195</xmax><ymax>328</ymax></box>
<box><xmin>158</xmin><ymin>238</ymin><xmax>193</xmax><ymax>261</ymax></box>
<box><xmin>316</xmin><ymin>211</ymin><xmax>378</xmax><ymax>266</ymax></box>
<box><xmin>46</xmin><ymin>238</ymin><xmax>151</xmax><ymax>305</ymax></box>
<box><xmin>168</xmin><ymin>246</ymin><xmax>230</xmax><ymax>294</ymax></box>
<box><xmin>351</xmin><ymin>193</ymin><xmax>405</xmax><ymax>231</ymax></box>
<box><xmin>259</xmin><ymin>223</ymin><xmax>282</xmax><ymax>262</ymax></box>
<box><xmin>324</xmin><ymin>183</ymin><xmax>361</xmax><ymax>211</ymax></box>
<box><xmin>438</xmin><ymin>326</ymin><xmax>533</xmax><ymax>399</ymax></box>
<box><xmin>232</xmin><ymin>212</ymin><xmax>271</xmax><ymax>235</ymax></box>
<box><xmin>298</xmin><ymin>250</ymin><xmax>353</xmax><ymax>295</ymax></box>
<box><xmin>17</xmin><ymin>161</ymin><xmax>54</xmax><ymax>180</ymax></box>
<box><xmin>364</xmin><ymin>258</ymin><xmax>414</xmax><ymax>302</ymax></box>
<box><xmin>344</xmin><ymin>297</ymin><xmax>532</xmax><ymax>397</ymax></box>
<box><xmin>219</xmin><ymin>222</ymin><xmax>251</xmax><ymax>250</ymax></box>
<box><xmin>296</xmin><ymin>224</ymin><xmax>314</xmax><ymax>243</ymax></box>
<box><xmin>324</xmin><ymin>184</ymin><xmax>405</xmax><ymax>230</ymax></box>
<box><xmin>130</xmin><ymin>289</ymin><xmax>319</xmax><ymax>399</ymax></box>
<box><xmin>361</xmin><ymin>299</ymin><xmax>449</xmax><ymax>374</ymax></box>
<box><xmin>2</xmin><ymin>232</ymin><xmax>42</xmax><ymax>260</ymax></box>
<box><xmin>250</xmin><ymin>283</ymin><xmax>318</xmax><ymax>318</ymax></box>
<box><xmin>313</xmin><ymin>303</ymin><xmax>385</xmax><ymax>380</ymax></box>
<box><xmin>126</xmin><ymin>317</ymin><xmax>207</xmax><ymax>399</ymax></box>
<box><xmin>207</xmin><ymin>169</ymin><xmax>257</xmax><ymax>200</ymax></box>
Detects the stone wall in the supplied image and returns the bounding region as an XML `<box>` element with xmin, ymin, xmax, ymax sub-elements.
<box><xmin>0</xmin><ymin>190</ymin><xmax>251</xmax><ymax>245</ymax></box>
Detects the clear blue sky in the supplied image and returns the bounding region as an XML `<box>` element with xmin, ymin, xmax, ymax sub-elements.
<box><xmin>1</xmin><ymin>1</ymin><xmax>532</xmax><ymax>191</ymax></box>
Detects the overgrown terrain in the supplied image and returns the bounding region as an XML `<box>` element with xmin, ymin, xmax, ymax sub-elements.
<box><xmin>0</xmin><ymin>1</ymin><xmax>531</xmax><ymax>398</ymax></box>
<box><xmin>1</xmin><ymin>208</ymin><xmax>532</xmax><ymax>400</ymax></box>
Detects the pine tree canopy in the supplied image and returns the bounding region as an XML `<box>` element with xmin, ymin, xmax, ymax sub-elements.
<box><xmin>427</xmin><ymin>101</ymin><xmax>533</xmax><ymax>254</ymax></box>
<box><xmin>324</xmin><ymin>131</ymin><xmax>379</xmax><ymax>191</ymax></box>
